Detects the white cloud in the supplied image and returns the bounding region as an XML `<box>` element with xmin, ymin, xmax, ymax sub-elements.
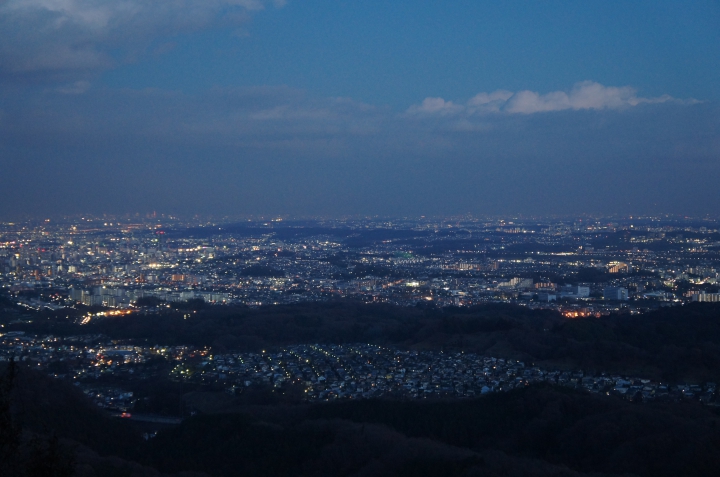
<box><xmin>504</xmin><ymin>90</ymin><xmax>571</xmax><ymax>113</ymax></box>
<box><xmin>408</xmin><ymin>81</ymin><xmax>693</xmax><ymax>116</ymax></box>
<box><xmin>505</xmin><ymin>81</ymin><xmax>652</xmax><ymax>113</ymax></box>
<box><xmin>467</xmin><ymin>90</ymin><xmax>513</xmax><ymax>113</ymax></box>
<box><xmin>0</xmin><ymin>0</ymin><xmax>282</xmax><ymax>81</ymax></box>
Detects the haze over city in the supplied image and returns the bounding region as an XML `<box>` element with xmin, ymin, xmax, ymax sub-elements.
<box><xmin>1</xmin><ymin>0</ymin><xmax>719</xmax><ymax>218</ymax></box>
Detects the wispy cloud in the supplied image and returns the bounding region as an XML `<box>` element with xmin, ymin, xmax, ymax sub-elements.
<box><xmin>0</xmin><ymin>0</ymin><xmax>282</xmax><ymax>82</ymax></box>
<box><xmin>408</xmin><ymin>81</ymin><xmax>698</xmax><ymax>116</ymax></box>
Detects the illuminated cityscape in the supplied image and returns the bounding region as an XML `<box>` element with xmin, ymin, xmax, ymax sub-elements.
<box><xmin>2</xmin><ymin>0</ymin><xmax>719</xmax><ymax>474</ymax></box>
<box><xmin>2</xmin><ymin>215</ymin><xmax>719</xmax><ymax>316</ymax></box>
<box><xmin>2</xmin><ymin>214</ymin><xmax>719</xmax><ymax>418</ymax></box>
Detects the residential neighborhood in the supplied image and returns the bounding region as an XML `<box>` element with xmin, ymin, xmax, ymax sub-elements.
<box><xmin>1</xmin><ymin>332</ymin><xmax>716</xmax><ymax>415</ymax></box>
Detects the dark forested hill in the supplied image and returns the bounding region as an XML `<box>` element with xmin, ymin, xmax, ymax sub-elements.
<box><xmin>141</xmin><ymin>384</ymin><xmax>720</xmax><ymax>477</ymax></box>
<box><xmin>5</xmin><ymin>365</ymin><xmax>720</xmax><ymax>477</ymax></box>
<box><xmin>0</xmin><ymin>363</ymin><xmax>184</xmax><ymax>477</ymax></box>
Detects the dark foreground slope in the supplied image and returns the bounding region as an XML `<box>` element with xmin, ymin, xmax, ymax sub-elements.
<box><xmin>8</xmin><ymin>364</ymin><xmax>142</xmax><ymax>457</ymax></box>
<box><xmin>143</xmin><ymin>385</ymin><xmax>720</xmax><ymax>477</ymax></box>
<box><xmin>3</xmin><ymin>361</ymin><xmax>720</xmax><ymax>477</ymax></box>
<box><xmin>308</xmin><ymin>385</ymin><xmax>720</xmax><ymax>477</ymax></box>
<box><xmin>0</xmin><ymin>363</ymin><xmax>207</xmax><ymax>477</ymax></box>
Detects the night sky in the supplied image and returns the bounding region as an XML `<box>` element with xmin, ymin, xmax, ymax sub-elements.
<box><xmin>1</xmin><ymin>1</ymin><xmax>719</xmax><ymax>218</ymax></box>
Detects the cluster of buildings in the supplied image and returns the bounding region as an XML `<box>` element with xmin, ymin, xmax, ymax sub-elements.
<box><xmin>0</xmin><ymin>215</ymin><xmax>719</xmax><ymax>316</ymax></box>
<box><xmin>178</xmin><ymin>343</ymin><xmax>718</xmax><ymax>404</ymax></box>
<box><xmin>68</xmin><ymin>286</ymin><xmax>230</xmax><ymax>307</ymax></box>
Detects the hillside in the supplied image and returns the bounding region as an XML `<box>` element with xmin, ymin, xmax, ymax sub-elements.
<box><xmin>141</xmin><ymin>384</ymin><xmax>720</xmax><ymax>477</ymax></box>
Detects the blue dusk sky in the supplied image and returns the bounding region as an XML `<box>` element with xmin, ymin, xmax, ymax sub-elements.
<box><xmin>1</xmin><ymin>0</ymin><xmax>719</xmax><ymax>218</ymax></box>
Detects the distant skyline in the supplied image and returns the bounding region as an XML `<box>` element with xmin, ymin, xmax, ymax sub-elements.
<box><xmin>1</xmin><ymin>1</ymin><xmax>719</xmax><ymax>219</ymax></box>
